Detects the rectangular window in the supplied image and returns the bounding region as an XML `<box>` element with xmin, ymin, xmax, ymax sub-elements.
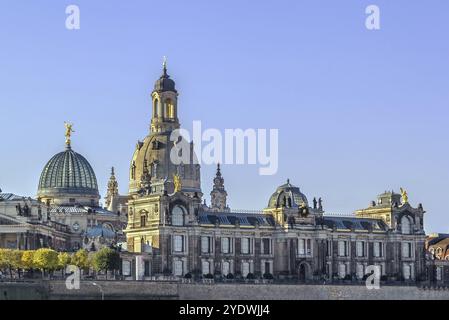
<box><xmin>144</xmin><ymin>261</ymin><xmax>150</xmax><ymax>277</ymax></box>
<box><xmin>242</xmin><ymin>262</ymin><xmax>250</xmax><ymax>277</ymax></box>
<box><xmin>338</xmin><ymin>240</ymin><xmax>348</xmax><ymax>257</ymax></box>
<box><xmin>326</xmin><ymin>240</ymin><xmax>332</xmax><ymax>257</ymax></box>
<box><xmin>222</xmin><ymin>261</ymin><xmax>230</xmax><ymax>275</ymax></box>
<box><xmin>437</xmin><ymin>267</ymin><xmax>443</xmax><ymax>281</ymax></box>
<box><xmin>174</xmin><ymin>260</ymin><xmax>183</xmax><ymax>276</ymax></box>
<box><xmin>356</xmin><ymin>241</ymin><xmax>365</xmax><ymax>257</ymax></box>
<box><xmin>356</xmin><ymin>263</ymin><xmax>364</xmax><ymax>279</ymax></box>
<box><xmin>298</xmin><ymin>239</ymin><xmax>305</xmax><ymax>255</ymax></box>
<box><xmin>262</xmin><ymin>238</ymin><xmax>271</xmax><ymax>255</ymax></box>
<box><xmin>221</xmin><ymin>237</ymin><xmax>230</xmax><ymax>254</ymax></box>
<box><xmin>373</xmin><ymin>242</ymin><xmax>383</xmax><ymax>257</ymax></box>
<box><xmin>173</xmin><ymin>235</ymin><xmax>184</xmax><ymax>252</ymax></box>
<box><xmin>241</xmin><ymin>238</ymin><xmax>251</xmax><ymax>254</ymax></box>
<box><xmin>201</xmin><ymin>236</ymin><xmax>212</xmax><ymax>254</ymax></box>
<box><xmin>307</xmin><ymin>239</ymin><xmax>311</xmax><ymax>255</ymax></box>
<box><xmin>338</xmin><ymin>263</ymin><xmax>346</xmax><ymax>279</ymax></box>
<box><xmin>202</xmin><ymin>261</ymin><xmax>210</xmax><ymax>275</ymax></box>
<box><xmin>264</xmin><ymin>262</ymin><xmax>271</xmax><ymax>275</ymax></box>
<box><xmin>402</xmin><ymin>242</ymin><xmax>412</xmax><ymax>258</ymax></box>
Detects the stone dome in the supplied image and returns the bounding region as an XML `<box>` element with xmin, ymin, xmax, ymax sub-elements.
<box><xmin>37</xmin><ymin>146</ymin><xmax>100</xmax><ymax>205</ymax></box>
<box><xmin>267</xmin><ymin>180</ymin><xmax>308</xmax><ymax>209</ymax></box>
<box><xmin>129</xmin><ymin>132</ymin><xmax>201</xmax><ymax>196</ymax></box>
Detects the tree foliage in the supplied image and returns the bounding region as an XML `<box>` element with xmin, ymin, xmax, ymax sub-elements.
<box><xmin>92</xmin><ymin>248</ymin><xmax>120</xmax><ymax>273</ymax></box>
<box><xmin>58</xmin><ymin>252</ymin><xmax>71</xmax><ymax>270</ymax></box>
<box><xmin>71</xmin><ymin>249</ymin><xmax>90</xmax><ymax>270</ymax></box>
<box><xmin>33</xmin><ymin>248</ymin><xmax>59</xmax><ymax>271</ymax></box>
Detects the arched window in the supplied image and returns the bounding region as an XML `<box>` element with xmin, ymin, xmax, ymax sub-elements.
<box><xmin>165</xmin><ymin>99</ymin><xmax>174</xmax><ymax>119</ymax></box>
<box><xmin>154</xmin><ymin>98</ymin><xmax>162</xmax><ymax>117</ymax></box>
<box><xmin>401</xmin><ymin>216</ymin><xmax>412</xmax><ymax>234</ymax></box>
<box><xmin>172</xmin><ymin>205</ymin><xmax>185</xmax><ymax>226</ymax></box>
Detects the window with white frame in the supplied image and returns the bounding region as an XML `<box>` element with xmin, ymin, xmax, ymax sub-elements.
<box><xmin>298</xmin><ymin>239</ymin><xmax>305</xmax><ymax>255</ymax></box>
<box><xmin>338</xmin><ymin>240</ymin><xmax>349</xmax><ymax>257</ymax></box>
<box><xmin>373</xmin><ymin>242</ymin><xmax>383</xmax><ymax>257</ymax></box>
<box><xmin>356</xmin><ymin>263</ymin><xmax>365</xmax><ymax>279</ymax></box>
<box><xmin>403</xmin><ymin>264</ymin><xmax>412</xmax><ymax>280</ymax></box>
<box><xmin>172</xmin><ymin>206</ymin><xmax>184</xmax><ymax>226</ymax></box>
<box><xmin>241</xmin><ymin>238</ymin><xmax>251</xmax><ymax>254</ymax></box>
<box><xmin>242</xmin><ymin>262</ymin><xmax>250</xmax><ymax>277</ymax></box>
<box><xmin>356</xmin><ymin>241</ymin><xmax>366</xmax><ymax>257</ymax></box>
<box><xmin>222</xmin><ymin>261</ymin><xmax>230</xmax><ymax>276</ymax></box>
<box><xmin>402</xmin><ymin>242</ymin><xmax>412</xmax><ymax>258</ymax></box>
<box><xmin>298</xmin><ymin>238</ymin><xmax>312</xmax><ymax>256</ymax></box>
<box><xmin>221</xmin><ymin>237</ymin><xmax>231</xmax><ymax>254</ymax></box>
<box><xmin>201</xmin><ymin>236</ymin><xmax>213</xmax><ymax>254</ymax></box>
<box><xmin>338</xmin><ymin>263</ymin><xmax>347</xmax><ymax>279</ymax></box>
<box><xmin>173</xmin><ymin>235</ymin><xmax>184</xmax><ymax>253</ymax></box>
<box><xmin>174</xmin><ymin>260</ymin><xmax>183</xmax><ymax>276</ymax></box>
<box><xmin>262</xmin><ymin>238</ymin><xmax>271</xmax><ymax>255</ymax></box>
<box><xmin>202</xmin><ymin>260</ymin><xmax>210</xmax><ymax>275</ymax></box>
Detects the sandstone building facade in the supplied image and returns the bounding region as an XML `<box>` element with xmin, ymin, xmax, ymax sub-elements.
<box><xmin>124</xmin><ymin>64</ymin><xmax>427</xmax><ymax>282</ymax></box>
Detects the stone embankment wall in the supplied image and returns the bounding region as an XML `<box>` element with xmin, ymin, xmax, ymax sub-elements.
<box><xmin>2</xmin><ymin>281</ymin><xmax>449</xmax><ymax>300</ymax></box>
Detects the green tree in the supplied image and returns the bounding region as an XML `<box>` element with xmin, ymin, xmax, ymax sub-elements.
<box><xmin>21</xmin><ymin>250</ymin><xmax>36</xmax><ymax>278</ymax></box>
<box><xmin>33</xmin><ymin>248</ymin><xmax>58</xmax><ymax>278</ymax></box>
<box><xmin>0</xmin><ymin>249</ymin><xmax>22</xmax><ymax>278</ymax></box>
<box><xmin>71</xmin><ymin>249</ymin><xmax>90</xmax><ymax>270</ymax></box>
<box><xmin>58</xmin><ymin>252</ymin><xmax>71</xmax><ymax>277</ymax></box>
<box><xmin>92</xmin><ymin>248</ymin><xmax>120</xmax><ymax>279</ymax></box>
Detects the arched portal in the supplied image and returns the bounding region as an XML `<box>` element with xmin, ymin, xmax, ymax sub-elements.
<box><xmin>298</xmin><ymin>262</ymin><xmax>311</xmax><ymax>283</ymax></box>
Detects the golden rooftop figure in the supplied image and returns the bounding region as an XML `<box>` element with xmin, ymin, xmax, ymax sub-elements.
<box><xmin>64</xmin><ymin>122</ymin><xmax>75</xmax><ymax>147</ymax></box>
<box><xmin>400</xmin><ymin>187</ymin><xmax>409</xmax><ymax>204</ymax></box>
<box><xmin>173</xmin><ymin>173</ymin><xmax>181</xmax><ymax>193</ymax></box>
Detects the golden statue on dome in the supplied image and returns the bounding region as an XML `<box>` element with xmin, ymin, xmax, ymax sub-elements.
<box><xmin>64</xmin><ymin>122</ymin><xmax>75</xmax><ymax>146</ymax></box>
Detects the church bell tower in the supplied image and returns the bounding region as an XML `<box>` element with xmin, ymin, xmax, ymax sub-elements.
<box><xmin>150</xmin><ymin>57</ymin><xmax>180</xmax><ymax>133</ymax></box>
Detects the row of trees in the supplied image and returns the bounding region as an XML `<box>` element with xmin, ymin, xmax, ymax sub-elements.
<box><xmin>0</xmin><ymin>248</ymin><xmax>120</xmax><ymax>279</ymax></box>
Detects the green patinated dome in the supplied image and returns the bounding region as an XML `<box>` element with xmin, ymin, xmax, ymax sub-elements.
<box><xmin>38</xmin><ymin>146</ymin><xmax>99</xmax><ymax>199</ymax></box>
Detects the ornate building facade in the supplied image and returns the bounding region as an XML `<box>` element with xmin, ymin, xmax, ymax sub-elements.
<box><xmin>124</xmin><ymin>64</ymin><xmax>427</xmax><ymax>282</ymax></box>
<box><xmin>36</xmin><ymin>126</ymin><xmax>127</xmax><ymax>251</ymax></box>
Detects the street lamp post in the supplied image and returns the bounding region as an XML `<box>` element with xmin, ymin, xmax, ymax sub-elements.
<box><xmin>92</xmin><ymin>282</ymin><xmax>105</xmax><ymax>300</ymax></box>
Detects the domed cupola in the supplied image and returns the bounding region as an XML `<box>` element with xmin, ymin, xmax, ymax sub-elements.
<box><xmin>153</xmin><ymin>58</ymin><xmax>176</xmax><ymax>93</ymax></box>
<box><xmin>37</xmin><ymin>123</ymin><xmax>100</xmax><ymax>206</ymax></box>
<box><xmin>267</xmin><ymin>179</ymin><xmax>308</xmax><ymax>209</ymax></box>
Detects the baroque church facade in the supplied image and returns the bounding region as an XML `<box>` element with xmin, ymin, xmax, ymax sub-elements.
<box><xmin>124</xmin><ymin>64</ymin><xmax>427</xmax><ymax>282</ymax></box>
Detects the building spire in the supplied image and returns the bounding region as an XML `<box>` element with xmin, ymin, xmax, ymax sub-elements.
<box><xmin>162</xmin><ymin>56</ymin><xmax>167</xmax><ymax>76</ymax></box>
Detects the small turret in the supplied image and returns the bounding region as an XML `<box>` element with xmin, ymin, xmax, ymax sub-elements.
<box><xmin>209</xmin><ymin>164</ymin><xmax>229</xmax><ymax>212</ymax></box>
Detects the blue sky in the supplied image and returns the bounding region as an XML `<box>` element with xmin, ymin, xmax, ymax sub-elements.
<box><xmin>0</xmin><ymin>1</ymin><xmax>448</xmax><ymax>232</ymax></box>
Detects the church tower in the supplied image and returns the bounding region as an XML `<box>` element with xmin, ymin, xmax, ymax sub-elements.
<box><xmin>209</xmin><ymin>164</ymin><xmax>229</xmax><ymax>212</ymax></box>
<box><xmin>150</xmin><ymin>57</ymin><xmax>180</xmax><ymax>133</ymax></box>
<box><xmin>105</xmin><ymin>167</ymin><xmax>119</xmax><ymax>211</ymax></box>
<box><xmin>128</xmin><ymin>59</ymin><xmax>201</xmax><ymax>197</ymax></box>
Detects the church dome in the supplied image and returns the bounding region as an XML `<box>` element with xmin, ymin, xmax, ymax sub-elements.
<box><xmin>37</xmin><ymin>145</ymin><xmax>99</xmax><ymax>205</ymax></box>
<box><xmin>154</xmin><ymin>64</ymin><xmax>176</xmax><ymax>93</ymax></box>
<box><xmin>267</xmin><ymin>180</ymin><xmax>308</xmax><ymax>209</ymax></box>
<box><xmin>128</xmin><ymin>133</ymin><xmax>201</xmax><ymax>196</ymax></box>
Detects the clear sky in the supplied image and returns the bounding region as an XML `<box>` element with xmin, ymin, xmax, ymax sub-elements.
<box><xmin>0</xmin><ymin>1</ymin><xmax>448</xmax><ymax>233</ymax></box>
